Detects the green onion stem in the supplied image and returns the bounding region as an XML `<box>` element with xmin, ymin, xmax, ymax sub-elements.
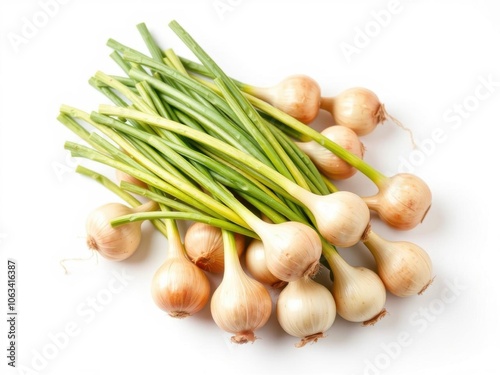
<box><xmin>74</xmin><ymin>165</ymin><xmax>169</xmax><ymax>238</ymax></box>
<box><xmin>87</xmin><ymin>108</ymin><xmax>299</xmax><ymax>222</ymax></box>
<box><xmin>176</xmin><ymin>54</ymin><xmax>386</xmax><ymax>185</ymax></box>
<box><xmin>59</xmin><ymin>105</ymin><xmax>193</xmax><ymax>187</ymax></box>
<box><xmin>127</xmin><ymin>68</ymin><xmax>269</xmax><ymax>165</ymax></box>
<box><xmin>109</xmin><ymin>51</ymin><xmax>133</xmax><ymax>75</ymax></box>
<box><xmin>111</xmin><ymin>211</ymin><xmax>256</xmax><ymax>239</ymax></box>
<box><xmin>269</xmin><ymin>122</ymin><xmax>329</xmax><ymax>195</ymax></box>
<box><xmin>245</xmin><ymin>94</ymin><xmax>387</xmax><ymax>185</ymax></box>
<box><xmin>136</xmin><ymin>22</ymin><xmax>164</xmax><ymax>63</ymax></box>
<box><xmin>119</xmin><ymin>181</ymin><xmax>204</xmax><ymax>215</ymax></box>
<box><xmin>91</xmin><ymin>111</ymin><xmax>297</xmax><ymax>236</ymax></box>
<box><xmin>76</xmin><ymin>165</ymin><xmax>141</xmax><ymax>206</ymax></box>
<box><xmin>168</xmin><ymin>21</ymin><xmax>311</xmax><ymax>190</ymax></box>
<box><xmin>122</xmin><ymin>52</ymin><xmax>238</xmax><ymax>121</ymax></box>
<box><xmin>98</xmin><ymin>105</ymin><xmax>317</xmax><ymax>202</ymax></box>
<box><xmin>64</xmin><ymin>141</ymin><xmax>240</xmax><ymax>224</ymax></box>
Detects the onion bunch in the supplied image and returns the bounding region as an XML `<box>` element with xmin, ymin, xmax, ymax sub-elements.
<box><xmin>57</xmin><ymin>20</ymin><xmax>436</xmax><ymax>347</ymax></box>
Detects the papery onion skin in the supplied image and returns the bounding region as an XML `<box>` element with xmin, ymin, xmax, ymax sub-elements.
<box><xmin>329</xmin><ymin>87</ymin><xmax>385</xmax><ymax>136</ymax></box>
<box><xmin>251</xmin><ymin>75</ymin><xmax>322</xmax><ymax>124</ymax></box>
<box><xmin>304</xmin><ymin>191</ymin><xmax>371</xmax><ymax>248</ymax></box>
<box><xmin>211</xmin><ymin>230</ymin><xmax>273</xmax><ymax>344</ymax></box>
<box><xmin>210</xmin><ymin>268</ymin><xmax>272</xmax><ymax>343</ymax></box>
<box><xmin>326</xmin><ymin>250</ymin><xmax>387</xmax><ymax>324</ymax></box>
<box><xmin>151</xmin><ymin>257</ymin><xmax>211</xmax><ymax>318</ymax></box>
<box><xmin>86</xmin><ymin>203</ymin><xmax>143</xmax><ymax>261</ymax></box>
<box><xmin>297</xmin><ymin>125</ymin><xmax>365</xmax><ymax>180</ymax></box>
<box><xmin>364</xmin><ymin>230</ymin><xmax>434</xmax><ymax>297</ymax></box>
<box><xmin>332</xmin><ymin>266</ymin><xmax>387</xmax><ymax>324</ymax></box>
<box><xmin>245</xmin><ymin>239</ymin><xmax>287</xmax><ymax>289</ymax></box>
<box><xmin>184</xmin><ymin>222</ymin><xmax>245</xmax><ymax>274</ymax></box>
<box><xmin>276</xmin><ymin>277</ymin><xmax>336</xmax><ymax>347</ymax></box>
<box><xmin>363</xmin><ymin>173</ymin><xmax>432</xmax><ymax>230</ymax></box>
<box><xmin>257</xmin><ymin>221</ymin><xmax>322</xmax><ymax>282</ymax></box>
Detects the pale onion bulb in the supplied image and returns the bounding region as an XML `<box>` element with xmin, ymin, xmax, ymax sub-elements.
<box><xmin>115</xmin><ymin>169</ymin><xmax>148</xmax><ymax>189</ymax></box>
<box><xmin>244</xmin><ymin>239</ymin><xmax>286</xmax><ymax>288</ymax></box>
<box><xmin>85</xmin><ymin>200</ymin><xmax>157</xmax><ymax>261</ymax></box>
<box><xmin>184</xmin><ymin>222</ymin><xmax>245</xmax><ymax>273</ymax></box>
<box><xmin>363</xmin><ymin>229</ymin><xmax>433</xmax><ymax>297</ymax></box>
<box><xmin>276</xmin><ymin>276</ymin><xmax>336</xmax><ymax>347</ymax></box>
<box><xmin>151</xmin><ymin>233</ymin><xmax>211</xmax><ymax>318</ymax></box>
<box><xmin>296</xmin><ymin>125</ymin><xmax>365</xmax><ymax>180</ymax></box>
<box><xmin>296</xmin><ymin>190</ymin><xmax>371</xmax><ymax>247</ymax></box>
<box><xmin>248</xmin><ymin>75</ymin><xmax>321</xmax><ymax>124</ymax></box>
<box><xmin>321</xmin><ymin>87</ymin><xmax>385</xmax><ymax>136</ymax></box>
<box><xmin>325</xmin><ymin>249</ymin><xmax>387</xmax><ymax>325</ymax></box>
<box><xmin>211</xmin><ymin>231</ymin><xmax>272</xmax><ymax>343</ymax></box>
<box><xmin>363</xmin><ymin>173</ymin><xmax>432</xmax><ymax>230</ymax></box>
<box><xmin>253</xmin><ymin>220</ymin><xmax>322</xmax><ymax>282</ymax></box>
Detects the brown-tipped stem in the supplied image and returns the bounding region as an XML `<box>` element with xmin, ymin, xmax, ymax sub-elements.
<box><xmin>362</xmin><ymin>308</ymin><xmax>388</xmax><ymax>327</ymax></box>
<box><xmin>295</xmin><ymin>332</ymin><xmax>325</xmax><ymax>348</ymax></box>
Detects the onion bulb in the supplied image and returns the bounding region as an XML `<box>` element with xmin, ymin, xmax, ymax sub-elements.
<box><xmin>276</xmin><ymin>276</ymin><xmax>336</xmax><ymax>347</ymax></box>
<box><xmin>245</xmin><ymin>74</ymin><xmax>321</xmax><ymax>124</ymax></box>
<box><xmin>252</xmin><ymin>220</ymin><xmax>322</xmax><ymax>282</ymax></box>
<box><xmin>324</xmin><ymin>247</ymin><xmax>387</xmax><ymax>325</ymax></box>
<box><xmin>184</xmin><ymin>222</ymin><xmax>245</xmax><ymax>273</ymax></box>
<box><xmin>321</xmin><ymin>87</ymin><xmax>386</xmax><ymax>136</ymax></box>
<box><xmin>244</xmin><ymin>239</ymin><xmax>286</xmax><ymax>289</ymax></box>
<box><xmin>295</xmin><ymin>125</ymin><xmax>365</xmax><ymax>180</ymax></box>
<box><xmin>151</xmin><ymin>220</ymin><xmax>211</xmax><ymax>318</ymax></box>
<box><xmin>85</xmin><ymin>200</ymin><xmax>157</xmax><ymax>261</ymax></box>
<box><xmin>296</xmin><ymin>190</ymin><xmax>371</xmax><ymax>248</ymax></box>
<box><xmin>211</xmin><ymin>230</ymin><xmax>272</xmax><ymax>343</ymax></box>
<box><xmin>363</xmin><ymin>173</ymin><xmax>432</xmax><ymax>230</ymax></box>
<box><xmin>363</xmin><ymin>229</ymin><xmax>434</xmax><ymax>297</ymax></box>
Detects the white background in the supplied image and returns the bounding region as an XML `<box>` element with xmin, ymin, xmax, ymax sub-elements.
<box><xmin>1</xmin><ymin>0</ymin><xmax>500</xmax><ymax>374</ymax></box>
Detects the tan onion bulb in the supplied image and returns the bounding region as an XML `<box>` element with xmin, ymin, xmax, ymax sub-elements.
<box><xmin>321</xmin><ymin>87</ymin><xmax>386</xmax><ymax>136</ymax></box>
<box><xmin>247</xmin><ymin>75</ymin><xmax>321</xmax><ymax>124</ymax></box>
<box><xmin>252</xmin><ymin>220</ymin><xmax>322</xmax><ymax>282</ymax></box>
<box><xmin>85</xmin><ymin>200</ymin><xmax>157</xmax><ymax>261</ymax></box>
<box><xmin>115</xmin><ymin>169</ymin><xmax>148</xmax><ymax>189</ymax></box>
<box><xmin>244</xmin><ymin>239</ymin><xmax>287</xmax><ymax>288</ymax></box>
<box><xmin>276</xmin><ymin>276</ymin><xmax>336</xmax><ymax>347</ymax></box>
<box><xmin>184</xmin><ymin>222</ymin><xmax>245</xmax><ymax>273</ymax></box>
<box><xmin>363</xmin><ymin>173</ymin><xmax>432</xmax><ymax>230</ymax></box>
<box><xmin>325</xmin><ymin>248</ymin><xmax>387</xmax><ymax>325</ymax></box>
<box><xmin>151</xmin><ymin>222</ymin><xmax>211</xmax><ymax>318</ymax></box>
<box><xmin>296</xmin><ymin>125</ymin><xmax>365</xmax><ymax>180</ymax></box>
<box><xmin>363</xmin><ymin>229</ymin><xmax>433</xmax><ymax>297</ymax></box>
<box><xmin>211</xmin><ymin>231</ymin><xmax>272</xmax><ymax>343</ymax></box>
<box><xmin>296</xmin><ymin>190</ymin><xmax>371</xmax><ymax>247</ymax></box>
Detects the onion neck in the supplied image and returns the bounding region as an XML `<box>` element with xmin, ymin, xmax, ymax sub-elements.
<box><xmin>221</xmin><ymin>229</ymin><xmax>244</xmax><ymax>280</ymax></box>
<box><xmin>362</xmin><ymin>229</ymin><xmax>388</xmax><ymax>262</ymax></box>
<box><xmin>244</xmin><ymin>84</ymin><xmax>274</xmax><ymax>104</ymax></box>
<box><xmin>294</xmin><ymin>139</ymin><xmax>316</xmax><ymax>157</ymax></box>
<box><xmin>362</xmin><ymin>194</ymin><xmax>382</xmax><ymax>211</ymax></box>
<box><xmin>321</xmin><ymin>242</ymin><xmax>349</xmax><ymax>277</ymax></box>
<box><xmin>320</xmin><ymin>97</ymin><xmax>334</xmax><ymax>113</ymax></box>
<box><xmin>131</xmin><ymin>200</ymin><xmax>158</xmax><ymax>213</ymax></box>
<box><xmin>163</xmin><ymin>208</ymin><xmax>185</xmax><ymax>259</ymax></box>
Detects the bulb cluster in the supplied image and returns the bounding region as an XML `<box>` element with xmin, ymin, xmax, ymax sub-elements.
<box><xmin>59</xmin><ymin>20</ymin><xmax>436</xmax><ymax>348</ymax></box>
